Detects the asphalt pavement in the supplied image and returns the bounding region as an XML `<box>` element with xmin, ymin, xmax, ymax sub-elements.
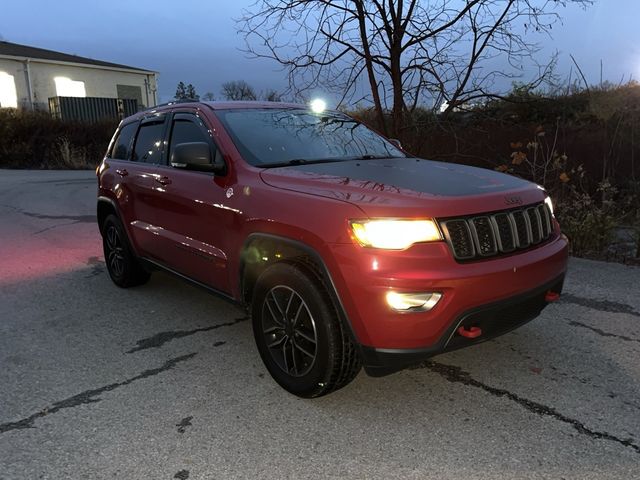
<box><xmin>0</xmin><ymin>169</ymin><xmax>639</xmax><ymax>479</ymax></box>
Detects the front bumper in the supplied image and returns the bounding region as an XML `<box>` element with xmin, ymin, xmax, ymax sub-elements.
<box><xmin>325</xmin><ymin>232</ymin><xmax>569</xmax><ymax>371</ymax></box>
<box><xmin>360</xmin><ymin>273</ymin><xmax>564</xmax><ymax>376</ymax></box>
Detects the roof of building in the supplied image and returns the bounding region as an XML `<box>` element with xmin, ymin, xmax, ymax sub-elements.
<box><xmin>0</xmin><ymin>41</ymin><xmax>155</xmax><ymax>73</ymax></box>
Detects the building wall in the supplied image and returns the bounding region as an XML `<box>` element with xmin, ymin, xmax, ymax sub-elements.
<box><xmin>0</xmin><ymin>57</ymin><xmax>157</xmax><ymax>110</ymax></box>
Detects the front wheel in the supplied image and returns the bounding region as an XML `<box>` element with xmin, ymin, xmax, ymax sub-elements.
<box><xmin>251</xmin><ymin>262</ymin><xmax>361</xmax><ymax>398</ymax></box>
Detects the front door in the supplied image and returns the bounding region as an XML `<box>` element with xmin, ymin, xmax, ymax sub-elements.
<box><xmin>147</xmin><ymin>112</ymin><xmax>235</xmax><ymax>293</ymax></box>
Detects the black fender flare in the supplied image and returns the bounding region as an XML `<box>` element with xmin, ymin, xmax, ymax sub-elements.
<box><xmin>97</xmin><ymin>196</ymin><xmax>139</xmax><ymax>256</ymax></box>
<box><xmin>239</xmin><ymin>233</ymin><xmax>360</xmax><ymax>348</ymax></box>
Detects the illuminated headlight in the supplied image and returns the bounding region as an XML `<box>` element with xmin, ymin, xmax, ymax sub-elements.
<box><xmin>350</xmin><ymin>219</ymin><xmax>442</xmax><ymax>250</ymax></box>
<box><xmin>544</xmin><ymin>196</ymin><xmax>554</xmax><ymax>216</ymax></box>
<box><xmin>386</xmin><ymin>291</ymin><xmax>442</xmax><ymax>312</ymax></box>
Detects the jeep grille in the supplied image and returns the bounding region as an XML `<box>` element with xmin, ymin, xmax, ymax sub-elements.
<box><xmin>439</xmin><ymin>202</ymin><xmax>553</xmax><ymax>261</ymax></box>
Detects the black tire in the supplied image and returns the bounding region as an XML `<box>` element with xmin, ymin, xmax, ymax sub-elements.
<box><xmin>251</xmin><ymin>262</ymin><xmax>361</xmax><ymax>398</ymax></box>
<box><xmin>102</xmin><ymin>214</ymin><xmax>151</xmax><ymax>288</ymax></box>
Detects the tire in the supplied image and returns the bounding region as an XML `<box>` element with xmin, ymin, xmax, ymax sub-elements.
<box><xmin>251</xmin><ymin>262</ymin><xmax>361</xmax><ymax>398</ymax></box>
<box><xmin>102</xmin><ymin>214</ymin><xmax>151</xmax><ymax>288</ymax></box>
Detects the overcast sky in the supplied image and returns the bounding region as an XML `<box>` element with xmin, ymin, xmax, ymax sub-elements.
<box><xmin>1</xmin><ymin>0</ymin><xmax>638</xmax><ymax>103</ymax></box>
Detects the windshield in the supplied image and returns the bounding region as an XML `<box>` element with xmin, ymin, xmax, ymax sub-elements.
<box><xmin>215</xmin><ymin>108</ymin><xmax>406</xmax><ymax>167</ymax></box>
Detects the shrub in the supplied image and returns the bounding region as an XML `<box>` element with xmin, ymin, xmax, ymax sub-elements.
<box><xmin>555</xmin><ymin>182</ymin><xmax>618</xmax><ymax>257</ymax></box>
<box><xmin>0</xmin><ymin>108</ymin><xmax>116</xmax><ymax>169</ymax></box>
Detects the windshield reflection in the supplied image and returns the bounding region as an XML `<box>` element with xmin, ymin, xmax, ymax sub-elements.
<box><xmin>216</xmin><ymin>109</ymin><xmax>406</xmax><ymax>167</ymax></box>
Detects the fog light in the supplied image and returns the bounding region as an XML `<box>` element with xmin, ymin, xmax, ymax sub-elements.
<box><xmin>386</xmin><ymin>291</ymin><xmax>442</xmax><ymax>312</ymax></box>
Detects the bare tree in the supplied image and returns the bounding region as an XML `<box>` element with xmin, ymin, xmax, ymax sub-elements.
<box><xmin>240</xmin><ymin>0</ymin><xmax>592</xmax><ymax>135</ymax></box>
<box><xmin>221</xmin><ymin>80</ymin><xmax>258</xmax><ymax>100</ymax></box>
<box><xmin>202</xmin><ymin>91</ymin><xmax>216</xmax><ymax>101</ymax></box>
<box><xmin>263</xmin><ymin>89</ymin><xmax>283</xmax><ymax>102</ymax></box>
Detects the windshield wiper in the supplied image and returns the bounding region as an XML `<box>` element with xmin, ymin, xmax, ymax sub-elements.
<box><xmin>342</xmin><ymin>154</ymin><xmax>401</xmax><ymax>160</ymax></box>
<box><xmin>258</xmin><ymin>158</ymin><xmax>345</xmax><ymax>168</ymax></box>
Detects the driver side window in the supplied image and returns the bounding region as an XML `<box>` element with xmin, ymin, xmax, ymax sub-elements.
<box><xmin>168</xmin><ymin>115</ymin><xmax>222</xmax><ymax>166</ymax></box>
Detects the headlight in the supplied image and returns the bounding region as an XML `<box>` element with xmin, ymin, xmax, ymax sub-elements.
<box><xmin>350</xmin><ymin>219</ymin><xmax>442</xmax><ymax>249</ymax></box>
<box><xmin>544</xmin><ymin>196</ymin><xmax>554</xmax><ymax>216</ymax></box>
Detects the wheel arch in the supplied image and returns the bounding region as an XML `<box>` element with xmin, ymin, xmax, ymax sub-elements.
<box><xmin>239</xmin><ymin>233</ymin><xmax>359</xmax><ymax>346</ymax></box>
<box><xmin>96</xmin><ymin>196</ymin><xmax>140</xmax><ymax>257</ymax></box>
<box><xmin>97</xmin><ymin>196</ymin><xmax>120</xmax><ymax>235</ymax></box>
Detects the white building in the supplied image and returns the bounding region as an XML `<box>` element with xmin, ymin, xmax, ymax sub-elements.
<box><xmin>0</xmin><ymin>41</ymin><xmax>157</xmax><ymax>110</ymax></box>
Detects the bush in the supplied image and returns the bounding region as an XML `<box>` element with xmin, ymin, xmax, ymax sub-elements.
<box><xmin>555</xmin><ymin>182</ymin><xmax>618</xmax><ymax>257</ymax></box>
<box><xmin>0</xmin><ymin>108</ymin><xmax>116</xmax><ymax>169</ymax></box>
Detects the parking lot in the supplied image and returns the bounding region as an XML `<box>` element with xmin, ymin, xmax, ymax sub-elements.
<box><xmin>1</xmin><ymin>169</ymin><xmax>639</xmax><ymax>479</ymax></box>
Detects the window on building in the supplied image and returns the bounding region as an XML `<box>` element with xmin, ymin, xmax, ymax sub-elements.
<box><xmin>132</xmin><ymin>120</ymin><xmax>165</xmax><ymax>163</ymax></box>
<box><xmin>110</xmin><ymin>122</ymin><xmax>138</xmax><ymax>160</ymax></box>
<box><xmin>117</xmin><ymin>84</ymin><xmax>143</xmax><ymax>108</ymax></box>
<box><xmin>54</xmin><ymin>77</ymin><xmax>86</xmax><ymax>97</ymax></box>
<box><xmin>0</xmin><ymin>72</ymin><xmax>18</xmax><ymax>108</ymax></box>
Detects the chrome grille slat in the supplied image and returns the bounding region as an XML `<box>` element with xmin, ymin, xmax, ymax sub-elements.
<box><xmin>441</xmin><ymin>219</ymin><xmax>475</xmax><ymax>259</ymax></box>
<box><xmin>469</xmin><ymin>216</ymin><xmax>497</xmax><ymax>256</ymax></box>
<box><xmin>537</xmin><ymin>204</ymin><xmax>551</xmax><ymax>238</ymax></box>
<box><xmin>491</xmin><ymin>213</ymin><xmax>516</xmax><ymax>252</ymax></box>
<box><xmin>439</xmin><ymin>202</ymin><xmax>553</xmax><ymax>261</ymax></box>
<box><xmin>511</xmin><ymin>210</ymin><xmax>531</xmax><ymax>248</ymax></box>
<box><xmin>527</xmin><ymin>207</ymin><xmax>542</xmax><ymax>244</ymax></box>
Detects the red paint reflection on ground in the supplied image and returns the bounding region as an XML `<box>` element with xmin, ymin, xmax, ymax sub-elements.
<box><xmin>0</xmin><ymin>224</ymin><xmax>102</xmax><ymax>286</ymax></box>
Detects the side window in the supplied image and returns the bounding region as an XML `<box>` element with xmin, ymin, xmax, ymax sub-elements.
<box><xmin>168</xmin><ymin>115</ymin><xmax>222</xmax><ymax>166</ymax></box>
<box><xmin>111</xmin><ymin>122</ymin><xmax>137</xmax><ymax>160</ymax></box>
<box><xmin>132</xmin><ymin>121</ymin><xmax>166</xmax><ymax>163</ymax></box>
<box><xmin>169</xmin><ymin>118</ymin><xmax>209</xmax><ymax>161</ymax></box>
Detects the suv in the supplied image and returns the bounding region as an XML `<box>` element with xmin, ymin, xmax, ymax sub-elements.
<box><xmin>97</xmin><ymin>100</ymin><xmax>568</xmax><ymax>397</ymax></box>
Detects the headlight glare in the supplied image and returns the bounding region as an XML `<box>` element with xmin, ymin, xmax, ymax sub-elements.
<box><xmin>350</xmin><ymin>219</ymin><xmax>442</xmax><ymax>249</ymax></box>
<box><xmin>544</xmin><ymin>196</ymin><xmax>554</xmax><ymax>216</ymax></box>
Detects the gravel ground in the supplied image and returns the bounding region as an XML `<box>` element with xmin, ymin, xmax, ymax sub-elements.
<box><xmin>0</xmin><ymin>169</ymin><xmax>638</xmax><ymax>479</ymax></box>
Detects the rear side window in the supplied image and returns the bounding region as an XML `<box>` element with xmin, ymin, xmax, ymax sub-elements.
<box><xmin>132</xmin><ymin>121</ymin><xmax>166</xmax><ymax>163</ymax></box>
<box><xmin>111</xmin><ymin>122</ymin><xmax>137</xmax><ymax>160</ymax></box>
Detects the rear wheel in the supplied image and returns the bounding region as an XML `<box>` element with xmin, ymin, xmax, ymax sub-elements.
<box><xmin>251</xmin><ymin>262</ymin><xmax>361</xmax><ymax>397</ymax></box>
<box><xmin>102</xmin><ymin>214</ymin><xmax>150</xmax><ymax>288</ymax></box>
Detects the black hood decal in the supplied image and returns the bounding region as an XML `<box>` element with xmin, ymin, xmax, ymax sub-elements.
<box><xmin>276</xmin><ymin>158</ymin><xmax>531</xmax><ymax>197</ymax></box>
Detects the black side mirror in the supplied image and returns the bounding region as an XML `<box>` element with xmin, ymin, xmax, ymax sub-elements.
<box><xmin>389</xmin><ymin>138</ymin><xmax>402</xmax><ymax>149</ymax></box>
<box><xmin>171</xmin><ymin>142</ymin><xmax>224</xmax><ymax>173</ymax></box>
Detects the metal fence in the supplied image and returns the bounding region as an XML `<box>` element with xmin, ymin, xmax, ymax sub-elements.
<box><xmin>48</xmin><ymin>96</ymin><xmax>138</xmax><ymax>123</ymax></box>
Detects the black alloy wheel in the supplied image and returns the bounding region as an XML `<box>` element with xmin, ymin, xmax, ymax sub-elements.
<box><xmin>261</xmin><ymin>285</ymin><xmax>318</xmax><ymax>377</ymax></box>
<box><xmin>251</xmin><ymin>262</ymin><xmax>361</xmax><ymax>397</ymax></box>
<box><xmin>102</xmin><ymin>214</ymin><xmax>150</xmax><ymax>288</ymax></box>
<box><xmin>105</xmin><ymin>224</ymin><xmax>126</xmax><ymax>278</ymax></box>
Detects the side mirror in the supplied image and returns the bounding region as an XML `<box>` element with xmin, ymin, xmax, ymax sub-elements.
<box><xmin>171</xmin><ymin>142</ymin><xmax>224</xmax><ymax>173</ymax></box>
<box><xmin>389</xmin><ymin>138</ymin><xmax>402</xmax><ymax>149</ymax></box>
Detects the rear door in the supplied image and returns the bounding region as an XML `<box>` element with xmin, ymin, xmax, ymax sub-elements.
<box><xmin>147</xmin><ymin>111</ymin><xmax>233</xmax><ymax>292</ymax></box>
<box><xmin>104</xmin><ymin>118</ymin><xmax>161</xmax><ymax>255</ymax></box>
<box><xmin>121</xmin><ymin>113</ymin><xmax>168</xmax><ymax>255</ymax></box>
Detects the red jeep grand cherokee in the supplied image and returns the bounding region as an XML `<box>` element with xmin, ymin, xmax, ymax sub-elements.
<box><xmin>97</xmin><ymin>100</ymin><xmax>568</xmax><ymax>397</ymax></box>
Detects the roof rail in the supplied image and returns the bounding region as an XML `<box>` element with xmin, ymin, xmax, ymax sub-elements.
<box><xmin>147</xmin><ymin>98</ymin><xmax>200</xmax><ymax>110</ymax></box>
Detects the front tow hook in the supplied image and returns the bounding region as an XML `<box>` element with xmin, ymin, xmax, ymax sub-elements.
<box><xmin>458</xmin><ymin>326</ymin><xmax>482</xmax><ymax>339</ymax></box>
<box><xmin>545</xmin><ymin>291</ymin><xmax>560</xmax><ymax>302</ymax></box>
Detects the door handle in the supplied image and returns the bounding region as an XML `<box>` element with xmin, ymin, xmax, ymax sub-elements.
<box><xmin>155</xmin><ymin>176</ymin><xmax>172</xmax><ymax>186</ymax></box>
<box><xmin>115</xmin><ymin>168</ymin><xmax>128</xmax><ymax>177</ymax></box>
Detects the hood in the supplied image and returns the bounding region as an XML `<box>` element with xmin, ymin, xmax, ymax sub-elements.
<box><xmin>259</xmin><ymin>158</ymin><xmax>545</xmax><ymax>218</ymax></box>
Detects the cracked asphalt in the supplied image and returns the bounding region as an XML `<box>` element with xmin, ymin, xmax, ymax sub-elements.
<box><xmin>1</xmin><ymin>170</ymin><xmax>639</xmax><ymax>479</ymax></box>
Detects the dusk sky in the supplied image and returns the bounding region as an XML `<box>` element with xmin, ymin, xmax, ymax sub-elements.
<box><xmin>1</xmin><ymin>0</ymin><xmax>638</xmax><ymax>103</ymax></box>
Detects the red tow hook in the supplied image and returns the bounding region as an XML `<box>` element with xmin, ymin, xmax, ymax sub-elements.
<box><xmin>458</xmin><ymin>326</ymin><xmax>482</xmax><ymax>339</ymax></box>
<box><xmin>545</xmin><ymin>291</ymin><xmax>560</xmax><ymax>302</ymax></box>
